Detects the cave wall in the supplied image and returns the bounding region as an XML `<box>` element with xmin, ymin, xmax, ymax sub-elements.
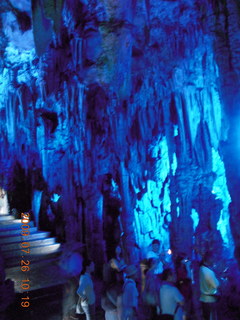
<box><xmin>0</xmin><ymin>0</ymin><xmax>238</xmax><ymax>265</ymax></box>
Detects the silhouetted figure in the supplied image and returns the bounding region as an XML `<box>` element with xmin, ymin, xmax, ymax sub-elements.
<box><xmin>140</xmin><ymin>259</ymin><xmax>150</xmax><ymax>293</ymax></box>
<box><xmin>61</xmin><ymin>245</ymin><xmax>83</xmax><ymax>319</ymax></box>
<box><xmin>141</xmin><ymin>258</ymin><xmax>160</xmax><ymax>320</ymax></box>
<box><xmin>220</xmin><ymin>262</ymin><xmax>240</xmax><ymax>319</ymax></box>
<box><xmin>122</xmin><ymin>265</ymin><xmax>139</xmax><ymax>320</ymax></box>
<box><xmin>114</xmin><ymin>246</ymin><xmax>126</xmax><ymax>272</ymax></box>
<box><xmin>101</xmin><ymin>257</ymin><xmax>124</xmax><ymax>320</ymax></box>
<box><xmin>175</xmin><ymin>254</ymin><xmax>193</xmax><ymax>319</ymax></box>
<box><xmin>103</xmin><ymin>259</ymin><xmax>121</xmax><ymax>286</ymax></box>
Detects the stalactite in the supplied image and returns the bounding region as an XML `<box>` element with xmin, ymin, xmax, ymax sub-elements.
<box><xmin>71</xmin><ymin>37</ymin><xmax>83</xmax><ymax>69</ymax></box>
<box><xmin>38</xmin><ymin>57</ymin><xmax>47</xmax><ymax>103</ymax></box>
<box><xmin>5</xmin><ymin>92</ymin><xmax>16</xmax><ymax>145</ymax></box>
<box><xmin>81</xmin><ymin>186</ymin><xmax>106</xmax><ymax>265</ymax></box>
<box><xmin>119</xmin><ymin>161</ymin><xmax>138</xmax><ymax>263</ymax></box>
<box><xmin>32</xmin><ymin>190</ymin><xmax>43</xmax><ymax>228</ymax></box>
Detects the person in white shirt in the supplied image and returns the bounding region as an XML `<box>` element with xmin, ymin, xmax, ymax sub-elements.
<box><xmin>146</xmin><ymin>239</ymin><xmax>165</xmax><ymax>275</ymax></box>
<box><xmin>159</xmin><ymin>268</ymin><xmax>185</xmax><ymax>320</ymax></box>
<box><xmin>199</xmin><ymin>251</ymin><xmax>219</xmax><ymax>320</ymax></box>
<box><xmin>77</xmin><ymin>259</ymin><xmax>96</xmax><ymax>320</ymax></box>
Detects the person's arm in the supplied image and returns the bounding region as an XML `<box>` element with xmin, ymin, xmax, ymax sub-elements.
<box><xmin>177</xmin><ymin>297</ymin><xmax>184</xmax><ymax>306</ymax></box>
<box><xmin>126</xmin><ymin>282</ymin><xmax>139</xmax><ymax>317</ymax></box>
<box><xmin>77</xmin><ymin>275</ymin><xmax>88</xmax><ymax>301</ymax></box>
<box><xmin>174</xmin><ymin>287</ymin><xmax>185</xmax><ymax>306</ymax></box>
<box><xmin>206</xmin><ymin>269</ymin><xmax>219</xmax><ymax>291</ymax></box>
<box><xmin>174</xmin><ymin>288</ymin><xmax>185</xmax><ymax>320</ymax></box>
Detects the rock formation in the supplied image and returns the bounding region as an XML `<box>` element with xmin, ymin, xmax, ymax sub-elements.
<box><xmin>0</xmin><ymin>0</ymin><xmax>239</xmax><ymax>267</ymax></box>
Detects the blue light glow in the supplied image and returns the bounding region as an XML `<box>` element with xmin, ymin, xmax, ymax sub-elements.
<box><xmin>0</xmin><ymin>0</ymin><xmax>239</xmax><ymax>278</ymax></box>
<box><xmin>134</xmin><ymin>136</ymin><xmax>171</xmax><ymax>254</ymax></box>
<box><xmin>51</xmin><ymin>193</ymin><xmax>61</xmax><ymax>203</ymax></box>
<box><xmin>191</xmin><ymin>208</ymin><xmax>199</xmax><ymax>232</ymax></box>
<box><xmin>171</xmin><ymin>153</ymin><xmax>177</xmax><ymax>176</ymax></box>
<box><xmin>212</xmin><ymin>148</ymin><xmax>233</xmax><ymax>250</ymax></box>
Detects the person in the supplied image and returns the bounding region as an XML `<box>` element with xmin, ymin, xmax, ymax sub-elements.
<box><xmin>101</xmin><ymin>258</ymin><xmax>124</xmax><ymax>320</ymax></box>
<box><xmin>114</xmin><ymin>246</ymin><xmax>126</xmax><ymax>272</ymax></box>
<box><xmin>199</xmin><ymin>251</ymin><xmax>219</xmax><ymax>320</ymax></box>
<box><xmin>61</xmin><ymin>245</ymin><xmax>83</xmax><ymax>319</ymax></box>
<box><xmin>103</xmin><ymin>258</ymin><xmax>123</xmax><ymax>286</ymax></box>
<box><xmin>146</xmin><ymin>240</ymin><xmax>165</xmax><ymax>275</ymax></box>
<box><xmin>102</xmin><ymin>277</ymin><xmax>124</xmax><ymax>320</ymax></box>
<box><xmin>175</xmin><ymin>254</ymin><xmax>193</xmax><ymax>319</ymax></box>
<box><xmin>141</xmin><ymin>259</ymin><xmax>160</xmax><ymax>320</ymax></box>
<box><xmin>77</xmin><ymin>259</ymin><xmax>95</xmax><ymax>320</ymax></box>
<box><xmin>140</xmin><ymin>259</ymin><xmax>150</xmax><ymax>293</ymax></box>
<box><xmin>221</xmin><ymin>262</ymin><xmax>240</xmax><ymax>319</ymax></box>
<box><xmin>122</xmin><ymin>265</ymin><xmax>139</xmax><ymax>320</ymax></box>
<box><xmin>101</xmin><ymin>290</ymin><xmax>119</xmax><ymax>320</ymax></box>
<box><xmin>159</xmin><ymin>268</ymin><xmax>185</xmax><ymax>320</ymax></box>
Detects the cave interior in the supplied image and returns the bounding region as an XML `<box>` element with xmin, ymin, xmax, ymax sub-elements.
<box><xmin>1</xmin><ymin>0</ymin><xmax>240</xmax><ymax>318</ymax></box>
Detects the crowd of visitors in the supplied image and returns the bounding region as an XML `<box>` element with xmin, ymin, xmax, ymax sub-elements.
<box><xmin>72</xmin><ymin>240</ymin><xmax>226</xmax><ymax>320</ymax></box>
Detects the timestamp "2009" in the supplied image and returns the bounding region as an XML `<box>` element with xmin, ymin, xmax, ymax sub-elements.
<box><xmin>20</xmin><ymin>212</ymin><xmax>31</xmax><ymax>308</ymax></box>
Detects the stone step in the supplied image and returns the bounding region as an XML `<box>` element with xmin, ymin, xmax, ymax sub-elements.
<box><xmin>5</xmin><ymin>251</ymin><xmax>62</xmax><ymax>269</ymax></box>
<box><xmin>0</xmin><ymin>231</ymin><xmax>51</xmax><ymax>244</ymax></box>
<box><xmin>1</xmin><ymin>237</ymin><xmax>57</xmax><ymax>252</ymax></box>
<box><xmin>0</xmin><ymin>220</ymin><xmax>34</xmax><ymax>229</ymax></box>
<box><xmin>0</xmin><ymin>215</ymin><xmax>14</xmax><ymax>222</ymax></box>
<box><xmin>5</xmin><ymin>258</ymin><xmax>64</xmax><ymax>293</ymax></box>
<box><xmin>2</xmin><ymin>243</ymin><xmax>61</xmax><ymax>259</ymax></box>
<box><xmin>0</xmin><ymin>227</ymin><xmax>37</xmax><ymax>237</ymax></box>
<box><xmin>0</xmin><ymin>212</ymin><xmax>62</xmax><ymax>275</ymax></box>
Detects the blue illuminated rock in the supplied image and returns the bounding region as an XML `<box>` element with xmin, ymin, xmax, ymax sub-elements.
<box><xmin>0</xmin><ymin>0</ymin><xmax>239</xmax><ymax>270</ymax></box>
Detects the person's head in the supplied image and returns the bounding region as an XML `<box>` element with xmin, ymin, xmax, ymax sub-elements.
<box><xmin>110</xmin><ymin>258</ymin><xmax>119</xmax><ymax>270</ymax></box>
<box><xmin>175</xmin><ymin>253</ymin><xmax>188</xmax><ymax>266</ymax></box>
<box><xmin>147</xmin><ymin>257</ymin><xmax>154</xmax><ymax>268</ymax></box>
<box><xmin>140</xmin><ymin>259</ymin><xmax>150</xmax><ymax>274</ymax></box>
<box><xmin>115</xmin><ymin>246</ymin><xmax>122</xmax><ymax>257</ymax></box>
<box><xmin>81</xmin><ymin>259</ymin><xmax>94</xmax><ymax>275</ymax></box>
<box><xmin>152</xmin><ymin>239</ymin><xmax>160</xmax><ymax>253</ymax></box>
<box><xmin>162</xmin><ymin>268</ymin><xmax>176</xmax><ymax>282</ymax></box>
<box><xmin>124</xmin><ymin>265</ymin><xmax>138</xmax><ymax>279</ymax></box>
<box><xmin>203</xmin><ymin>251</ymin><xmax>215</xmax><ymax>267</ymax></box>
